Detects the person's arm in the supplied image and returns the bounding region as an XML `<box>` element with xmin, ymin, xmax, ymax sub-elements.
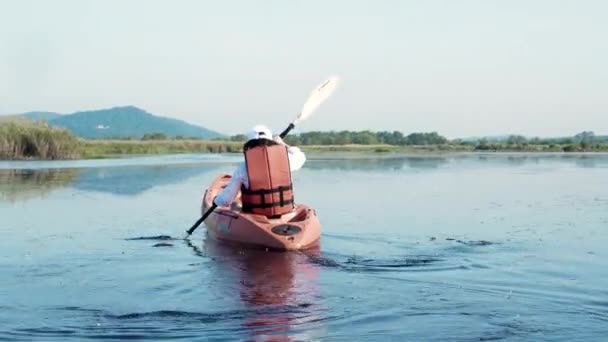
<box><xmin>274</xmin><ymin>136</ymin><xmax>306</xmax><ymax>171</ymax></box>
<box><xmin>213</xmin><ymin>163</ymin><xmax>246</xmax><ymax>206</ymax></box>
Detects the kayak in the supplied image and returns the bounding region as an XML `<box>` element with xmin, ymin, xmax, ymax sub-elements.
<box><xmin>201</xmin><ymin>174</ymin><xmax>321</xmax><ymax>251</ymax></box>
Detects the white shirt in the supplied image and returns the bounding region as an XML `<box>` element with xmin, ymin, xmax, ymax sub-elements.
<box><xmin>213</xmin><ymin>145</ymin><xmax>306</xmax><ymax>207</ymax></box>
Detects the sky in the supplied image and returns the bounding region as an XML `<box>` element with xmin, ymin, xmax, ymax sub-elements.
<box><xmin>1</xmin><ymin>0</ymin><xmax>607</xmax><ymax>138</ymax></box>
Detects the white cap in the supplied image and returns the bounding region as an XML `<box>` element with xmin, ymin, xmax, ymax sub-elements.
<box><xmin>247</xmin><ymin>124</ymin><xmax>273</xmax><ymax>141</ymax></box>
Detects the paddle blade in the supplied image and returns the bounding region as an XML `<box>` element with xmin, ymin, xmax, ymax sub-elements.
<box><xmin>296</xmin><ymin>76</ymin><xmax>340</xmax><ymax>124</ymax></box>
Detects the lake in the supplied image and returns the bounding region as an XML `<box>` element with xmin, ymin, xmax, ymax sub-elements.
<box><xmin>1</xmin><ymin>153</ymin><xmax>607</xmax><ymax>341</ymax></box>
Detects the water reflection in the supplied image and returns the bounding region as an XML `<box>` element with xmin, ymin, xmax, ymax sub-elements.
<box><xmin>0</xmin><ymin>168</ymin><xmax>78</xmax><ymax>202</ymax></box>
<box><xmin>305</xmin><ymin>153</ymin><xmax>608</xmax><ymax>171</ymax></box>
<box><xmin>195</xmin><ymin>238</ymin><xmax>322</xmax><ymax>341</ymax></box>
<box><xmin>0</xmin><ymin>163</ymin><xmax>223</xmax><ymax>202</ymax></box>
<box><xmin>306</xmin><ymin>156</ymin><xmax>448</xmax><ymax>171</ymax></box>
<box><xmin>574</xmin><ymin>155</ymin><xmax>602</xmax><ymax>168</ymax></box>
<box><xmin>73</xmin><ymin>163</ymin><xmax>220</xmax><ymax>195</ymax></box>
<box><xmin>2</xmin><ymin>154</ymin><xmax>607</xmax><ymax>203</ymax></box>
<box><xmin>473</xmin><ymin>153</ymin><xmax>608</xmax><ymax>168</ymax></box>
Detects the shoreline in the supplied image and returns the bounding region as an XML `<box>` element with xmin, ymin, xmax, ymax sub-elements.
<box><xmin>51</xmin><ymin>140</ymin><xmax>608</xmax><ymax>160</ymax></box>
<box><xmin>2</xmin><ymin>140</ymin><xmax>608</xmax><ymax>161</ymax></box>
<box><xmin>2</xmin><ymin>121</ymin><xmax>606</xmax><ymax>160</ymax></box>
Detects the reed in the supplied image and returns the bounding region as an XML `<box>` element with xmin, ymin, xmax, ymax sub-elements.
<box><xmin>0</xmin><ymin>120</ymin><xmax>81</xmax><ymax>159</ymax></box>
<box><xmin>3</xmin><ymin>119</ymin><xmax>608</xmax><ymax>160</ymax></box>
<box><xmin>79</xmin><ymin>139</ymin><xmax>243</xmax><ymax>158</ymax></box>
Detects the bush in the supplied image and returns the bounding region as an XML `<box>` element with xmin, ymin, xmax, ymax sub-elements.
<box><xmin>141</xmin><ymin>132</ymin><xmax>168</xmax><ymax>140</ymax></box>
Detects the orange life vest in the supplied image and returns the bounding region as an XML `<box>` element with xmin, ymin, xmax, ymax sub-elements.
<box><xmin>241</xmin><ymin>144</ymin><xmax>294</xmax><ymax>216</ymax></box>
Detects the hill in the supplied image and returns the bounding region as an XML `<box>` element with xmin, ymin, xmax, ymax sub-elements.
<box><xmin>12</xmin><ymin>106</ymin><xmax>223</xmax><ymax>139</ymax></box>
<box><xmin>0</xmin><ymin>111</ymin><xmax>63</xmax><ymax>122</ymax></box>
<box><xmin>21</xmin><ymin>111</ymin><xmax>63</xmax><ymax>121</ymax></box>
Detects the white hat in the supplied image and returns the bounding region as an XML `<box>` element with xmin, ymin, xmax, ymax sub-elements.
<box><xmin>247</xmin><ymin>124</ymin><xmax>273</xmax><ymax>141</ymax></box>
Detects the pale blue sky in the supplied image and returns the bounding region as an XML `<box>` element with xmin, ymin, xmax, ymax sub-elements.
<box><xmin>1</xmin><ymin>0</ymin><xmax>606</xmax><ymax>137</ymax></box>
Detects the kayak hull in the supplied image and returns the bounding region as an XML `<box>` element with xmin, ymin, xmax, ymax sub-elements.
<box><xmin>201</xmin><ymin>174</ymin><xmax>321</xmax><ymax>251</ymax></box>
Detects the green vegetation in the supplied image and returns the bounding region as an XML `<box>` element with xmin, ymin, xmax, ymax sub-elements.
<box><xmin>467</xmin><ymin>131</ymin><xmax>608</xmax><ymax>152</ymax></box>
<box><xmin>299</xmin><ymin>144</ymin><xmax>471</xmax><ymax>153</ymax></box>
<box><xmin>0</xmin><ymin>120</ymin><xmax>240</xmax><ymax>159</ymax></box>
<box><xmin>233</xmin><ymin>130</ymin><xmax>608</xmax><ymax>153</ymax></box>
<box><xmin>0</xmin><ymin>120</ymin><xmax>81</xmax><ymax>159</ymax></box>
<box><xmin>141</xmin><ymin>132</ymin><xmax>168</xmax><ymax>140</ymax></box>
<box><xmin>80</xmin><ymin>139</ymin><xmax>242</xmax><ymax>158</ymax></box>
<box><xmin>1</xmin><ymin>121</ymin><xmax>607</xmax><ymax>160</ymax></box>
<box><xmin>6</xmin><ymin>105</ymin><xmax>606</xmax><ymax>159</ymax></box>
<box><xmin>237</xmin><ymin>130</ymin><xmax>449</xmax><ymax>146</ymax></box>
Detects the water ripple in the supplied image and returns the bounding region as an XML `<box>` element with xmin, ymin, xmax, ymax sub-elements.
<box><xmin>124</xmin><ymin>235</ymin><xmax>176</xmax><ymax>241</ymax></box>
<box><xmin>0</xmin><ymin>304</ymin><xmax>333</xmax><ymax>341</ymax></box>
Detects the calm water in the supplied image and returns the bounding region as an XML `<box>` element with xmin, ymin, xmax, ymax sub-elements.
<box><xmin>1</xmin><ymin>153</ymin><xmax>607</xmax><ymax>341</ymax></box>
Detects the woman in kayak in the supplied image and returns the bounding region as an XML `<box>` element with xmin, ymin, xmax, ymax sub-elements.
<box><xmin>213</xmin><ymin>124</ymin><xmax>306</xmax><ymax>217</ymax></box>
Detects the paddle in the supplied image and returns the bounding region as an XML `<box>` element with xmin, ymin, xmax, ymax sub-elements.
<box><xmin>279</xmin><ymin>76</ymin><xmax>340</xmax><ymax>138</ymax></box>
<box><xmin>183</xmin><ymin>76</ymin><xmax>340</xmax><ymax>239</ymax></box>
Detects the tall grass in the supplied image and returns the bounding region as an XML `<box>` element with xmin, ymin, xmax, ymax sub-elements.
<box><xmin>80</xmin><ymin>139</ymin><xmax>243</xmax><ymax>158</ymax></box>
<box><xmin>0</xmin><ymin>120</ymin><xmax>81</xmax><ymax>159</ymax></box>
<box><xmin>3</xmin><ymin>119</ymin><xmax>607</xmax><ymax>160</ymax></box>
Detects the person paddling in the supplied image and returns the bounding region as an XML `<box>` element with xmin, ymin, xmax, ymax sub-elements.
<box><xmin>184</xmin><ymin>76</ymin><xmax>338</xmax><ymax>238</ymax></box>
<box><xmin>213</xmin><ymin>124</ymin><xmax>306</xmax><ymax>217</ymax></box>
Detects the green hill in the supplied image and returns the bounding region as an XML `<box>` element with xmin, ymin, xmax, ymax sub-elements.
<box><xmin>0</xmin><ymin>112</ymin><xmax>63</xmax><ymax>122</ymax></box>
<box><xmin>12</xmin><ymin>106</ymin><xmax>223</xmax><ymax>139</ymax></box>
<box><xmin>21</xmin><ymin>112</ymin><xmax>63</xmax><ymax>122</ymax></box>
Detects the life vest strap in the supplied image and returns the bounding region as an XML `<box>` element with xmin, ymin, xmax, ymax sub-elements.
<box><xmin>241</xmin><ymin>184</ymin><xmax>293</xmax><ymax>209</ymax></box>
<box><xmin>242</xmin><ymin>198</ymin><xmax>295</xmax><ymax>210</ymax></box>
<box><xmin>241</xmin><ymin>184</ymin><xmax>293</xmax><ymax>195</ymax></box>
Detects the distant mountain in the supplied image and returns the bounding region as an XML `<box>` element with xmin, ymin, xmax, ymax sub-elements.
<box><xmin>21</xmin><ymin>111</ymin><xmax>63</xmax><ymax>122</ymax></box>
<box><xmin>11</xmin><ymin>106</ymin><xmax>223</xmax><ymax>139</ymax></box>
<box><xmin>0</xmin><ymin>111</ymin><xmax>63</xmax><ymax>122</ymax></box>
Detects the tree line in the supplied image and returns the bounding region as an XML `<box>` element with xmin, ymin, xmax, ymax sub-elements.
<box><xmin>98</xmin><ymin>130</ymin><xmax>608</xmax><ymax>151</ymax></box>
<box><xmin>228</xmin><ymin>130</ymin><xmax>607</xmax><ymax>147</ymax></box>
<box><xmin>229</xmin><ymin>131</ymin><xmax>449</xmax><ymax>145</ymax></box>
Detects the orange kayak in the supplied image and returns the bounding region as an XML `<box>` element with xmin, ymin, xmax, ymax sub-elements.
<box><xmin>201</xmin><ymin>174</ymin><xmax>321</xmax><ymax>251</ymax></box>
